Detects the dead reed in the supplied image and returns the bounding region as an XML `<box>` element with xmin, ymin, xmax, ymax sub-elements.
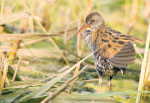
<box><xmin>0</xmin><ymin>0</ymin><xmax>149</xmax><ymax>103</ymax></box>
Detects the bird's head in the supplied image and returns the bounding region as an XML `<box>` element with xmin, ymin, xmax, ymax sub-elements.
<box><xmin>76</xmin><ymin>12</ymin><xmax>105</xmax><ymax>35</ymax></box>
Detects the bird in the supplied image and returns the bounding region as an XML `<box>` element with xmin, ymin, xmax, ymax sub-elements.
<box><xmin>76</xmin><ymin>12</ymin><xmax>142</xmax><ymax>92</ymax></box>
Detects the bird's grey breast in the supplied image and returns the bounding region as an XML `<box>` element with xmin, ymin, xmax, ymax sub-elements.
<box><xmin>82</xmin><ymin>29</ymin><xmax>95</xmax><ymax>52</ymax></box>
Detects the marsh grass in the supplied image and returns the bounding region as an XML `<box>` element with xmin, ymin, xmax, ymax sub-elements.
<box><xmin>0</xmin><ymin>0</ymin><xmax>149</xmax><ymax>103</ymax></box>
<box><xmin>136</xmin><ymin>20</ymin><xmax>150</xmax><ymax>103</ymax></box>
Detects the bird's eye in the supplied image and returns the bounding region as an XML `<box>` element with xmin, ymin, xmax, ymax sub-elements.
<box><xmin>90</xmin><ymin>20</ymin><xmax>94</xmax><ymax>24</ymax></box>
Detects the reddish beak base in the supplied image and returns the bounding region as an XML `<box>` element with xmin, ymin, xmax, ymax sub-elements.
<box><xmin>76</xmin><ymin>24</ymin><xmax>89</xmax><ymax>35</ymax></box>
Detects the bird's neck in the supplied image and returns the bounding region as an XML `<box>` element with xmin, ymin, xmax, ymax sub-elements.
<box><xmin>82</xmin><ymin>27</ymin><xmax>105</xmax><ymax>52</ymax></box>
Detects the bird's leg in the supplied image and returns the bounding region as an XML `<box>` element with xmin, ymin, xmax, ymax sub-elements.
<box><xmin>107</xmin><ymin>75</ymin><xmax>113</xmax><ymax>92</ymax></box>
<box><xmin>98</xmin><ymin>75</ymin><xmax>103</xmax><ymax>93</ymax></box>
<box><xmin>97</xmin><ymin>70</ymin><xmax>103</xmax><ymax>93</ymax></box>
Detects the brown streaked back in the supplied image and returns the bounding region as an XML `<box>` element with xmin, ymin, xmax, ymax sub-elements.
<box><xmin>95</xmin><ymin>28</ymin><xmax>139</xmax><ymax>67</ymax></box>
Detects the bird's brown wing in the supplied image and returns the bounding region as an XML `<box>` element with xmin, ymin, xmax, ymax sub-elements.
<box><xmin>108</xmin><ymin>42</ymin><xmax>136</xmax><ymax>68</ymax></box>
<box><xmin>96</xmin><ymin>28</ymin><xmax>141</xmax><ymax>68</ymax></box>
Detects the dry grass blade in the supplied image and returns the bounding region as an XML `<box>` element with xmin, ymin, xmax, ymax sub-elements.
<box><xmin>5</xmin><ymin>76</ymin><xmax>9</xmax><ymax>86</ymax></box>
<box><xmin>64</xmin><ymin>8</ymin><xmax>70</xmax><ymax>45</ymax></box>
<box><xmin>143</xmin><ymin>0</ymin><xmax>150</xmax><ymax>20</ymax></box>
<box><xmin>20</xmin><ymin>38</ymin><xmax>47</xmax><ymax>47</ymax></box>
<box><xmin>35</xmin><ymin>19</ymin><xmax>70</xmax><ymax>65</ymax></box>
<box><xmin>143</xmin><ymin>51</ymin><xmax>150</xmax><ymax>88</ymax></box>
<box><xmin>136</xmin><ymin>20</ymin><xmax>150</xmax><ymax>103</ymax></box>
<box><xmin>69</xmin><ymin>13</ymin><xmax>82</xmax><ymax>93</ymax></box>
<box><xmin>34</xmin><ymin>51</ymin><xmax>95</xmax><ymax>97</ymax></box>
<box><xmin>69</xmin><ymin>64</ymin><xmax>80</xmax><ymax>93</ymax></box>
<box><xmin>126</xmin><ymin>0</ymin><xmax>143</xmax><ymax>61</ymax></box>
<box><xmin>134</xmin><ymin>45</ymin><xmax>143</xmax><ymax>60</ymax></box>
<box><xmin>18</xmin><ymin>47</ymin><xmax>100</xmax><ymax>102</ymax></box>
<box><xmin>21</xmin><ymin>0</ymin><xmax>70</xmax><ymax>65</ymax></box>
<box><xmin>129</xmin><ymin>0</ymin><xmax>138</xmax><ymax>26</ymax></box>
<box><xmin>126</xmin><ymin>20</ymin><xmax>136</xmax><ymax>35</ymax></box>
<box><xmin>41</xmin><ymin>66</ymin><xmax>87</xmax><ymax>103</ymax></box>
<box><xmin>58</xmin><ymin>65</ymin><xmax>70</xmax><ymax>73</ymax></box>
<box><xmin>0</xmin><ymin>70</ymin><xmax>2</xmax><ymax>90</ymax></box>
<box><xmin>0</xmin><ymin>34</ymin><xmax>62</xmax><ymax>41</ymax></box>
<box><xmin>0</xmin><ymin>0</ymin><xmax>4</xmax><ymax>20</ymax></box>
<box><xmin>0</xmin><ymin>53</ymin><xmax>9</xmax><ymax>95</ymax></box>
<box><xmin>22</xmin><ymin>66</ymin><xmax>70</xmax><ymax>89</ymax></box>
<box><xmin>20</xmin><ymin>28</ymin><xmax>76</xmax><ymax>47</ymax></box>
<box><xmin>12</xmin><ymin>57</ymin><xmax>22</xmax><ymax>81</ymax></box>
<box><xmin>69</xmin><ymin>0</ymin><xmax>93</xmax><ymax>92</ymax></box>
<box><xmin>0</xmin><ymin>12</ymin><xmax>29</xmax><ymax>25</ymax></box>
<box><xmin>126</xmin><ymin>0</ymin><xmax>138</xmax><ymax>35</ymax></box>
<box><xmin>8</xmin><ymin>40</ymin><xmax>21</xmax><ymax>61</ymax></box>
<box><xmin>29</xmin><ymin>16</ymin><xmax>34</xmax><ymax>33</ymax></box>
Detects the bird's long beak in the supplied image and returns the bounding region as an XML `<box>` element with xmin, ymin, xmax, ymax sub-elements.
<box><xmin>76</xmin><ymin>23</ymin><xmax>89</xmax><ymax>35</ymax></box>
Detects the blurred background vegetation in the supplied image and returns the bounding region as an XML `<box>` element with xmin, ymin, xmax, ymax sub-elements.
<box><xmin>0</xmin><ymin>0</ymin><xmax>150</xmax><ymax>103</ymax></box>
